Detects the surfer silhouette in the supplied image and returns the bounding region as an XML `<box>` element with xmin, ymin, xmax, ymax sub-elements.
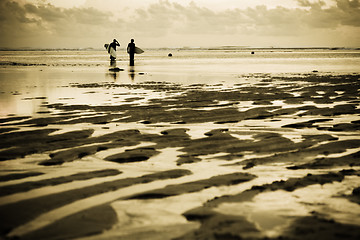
<box><xmin>127</xmin><ymin>39</ymin><xmax>136</xmax><ymax>66</ymax></box>
<box><xmin>107</xmin><ymin>39</ymin><xmax>120</xmax><ymax>61</ymax></box>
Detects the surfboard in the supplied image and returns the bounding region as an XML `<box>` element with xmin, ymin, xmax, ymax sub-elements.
<box><xmin>127</xmin><ymin>46</ymin><xmax>144</xmax><ymax>54</ymax></box>
<box><xmin>135</xmin><ymin>47</ymin><xmax>144</xmax><ymax>54</ymax></box>
<box><xmin>104</xmin><ymin>43</ymin><xmax>116</xmax><ymax>59</ymax></box>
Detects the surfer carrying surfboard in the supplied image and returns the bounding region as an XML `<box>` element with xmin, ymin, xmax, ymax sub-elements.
<box><xmin>107</xmin><ymin>39</ymin><xmax>120</xmax><ymax>61</ymax></box>
<box><xmin>127</xmin><ymin>39</ymin><xmax>136</xmax><ymax>66</ymax></box>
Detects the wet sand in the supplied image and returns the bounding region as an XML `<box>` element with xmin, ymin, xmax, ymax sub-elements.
<box><xmin>0</xmin><ymin>72</ymin><xmax>360</xmax><ymax>239</ymax></box>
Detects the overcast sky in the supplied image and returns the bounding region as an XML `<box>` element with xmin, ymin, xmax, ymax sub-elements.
<box><xmin>0</xmin><ymin>0</ymin><xmax>359</xmax><ymax>48</ymax></box>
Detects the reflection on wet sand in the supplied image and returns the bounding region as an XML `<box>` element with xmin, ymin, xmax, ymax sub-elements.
<box><xmin>106</xmin><ymin>65</ymin><xmax>137</xmax><ymax>82</ymax></box>
<box><xmin>1</xmin><ymin>48</ymin><xmax>360</xmax><ymax>239</ymax></box>
<box><xmin>0</xmin><ymin>72</ymin><xmax>359</xmax><ymax>239</ymax></box>
<box><xmin>128</xmin><ymin>66</ymin><xmax>135</xmax><ymax>81</ymax></box>
<box><xmin>107</xmin><ymin>59</ymin><xmax>119</xmax><ymax>81</ymax></box>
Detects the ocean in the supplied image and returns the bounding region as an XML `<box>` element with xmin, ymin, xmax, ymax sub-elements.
<box><xmin>1</xmin><ymin>48</ymin><xmax>360</xmax><ymax>75</ymax></box>
<box><xmin>0</xmin><ymin>48</ymin><xmax>359</xmax><ymax>116</ymax></box>
<box><xmin>0</xmin><ymin>49</ymin><xmax>360</xmax><ymax>116</ymax></box>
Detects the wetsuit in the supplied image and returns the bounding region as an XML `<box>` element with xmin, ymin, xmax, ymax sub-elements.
<box><xmin>127</xmin><ymin>42</ymin><xmax>135</xmax><ymax>66</ymax></box>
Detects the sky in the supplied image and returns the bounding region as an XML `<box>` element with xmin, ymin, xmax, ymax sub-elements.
<box><xmin>0</xmin><ymin>0</ymin><xmax>359</xmax><ymax>48</ymax></box>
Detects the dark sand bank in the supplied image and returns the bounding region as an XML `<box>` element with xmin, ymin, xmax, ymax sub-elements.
<box><xmin>0</xmin><ymin>74</ymin><xmax>360</xmax><ymax>239</ymax></box>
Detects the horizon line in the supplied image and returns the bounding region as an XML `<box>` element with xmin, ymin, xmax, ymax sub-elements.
<box><xmin>0</xmin><ymin>46</ymin><xmax>359</xmax><ymax>51</ymax></box>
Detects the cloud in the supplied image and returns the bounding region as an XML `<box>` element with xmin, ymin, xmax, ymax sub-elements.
<box><xmin>335</xmin><ymin>0</ymin><xmax>360</xmax><ymax>26</ymax></box>
<box><xmin>0</xmin><ymin>0</ymin><xmax>359</xmax><ymax>48</ymax></box>
<box><xmin>297</xmin><ymin>0</ymin><xmax>328</xmax><ymax>8</ymax></box>
<box><xmin>125</xmin><ymin>0</ymin><xmax>360</xmax><ymax>37</ymax></box>
<box><xmin>0</xmin><ymin>0</ymin><xmax>116</xmax><ymax>47</ymax></box>
<box><xmin>295</xmin><ymin>0</ymin><xmax>360</xmax><ymax>28</ymax></box>
<box><xmin>126</xmin><ymin>2</ymin><xmax>298</xmax><ymax>36</ymax></box>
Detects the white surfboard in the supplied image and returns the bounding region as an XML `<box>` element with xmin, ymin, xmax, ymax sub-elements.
<box><xmin>135</xmin><ymin>47</ymin><xmax>144</xmax><ymax>54</ymax></box>
<box><xmin>104</xmin><ymin>43</ymin><xmax>116</xmax><ymax>59</ymax></box>
<box><xmin>127</xmin><ymin>46</ymin><xmax>144</xmax><ymax>54</ymax></box>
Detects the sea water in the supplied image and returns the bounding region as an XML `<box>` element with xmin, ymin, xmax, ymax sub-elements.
<box><xmin>1</xmin><ymin>48</ymin><xmax>360</xmax><ymax>74</ymax></box>
<box><xmin>0</xmin><ymin>48</ymin><xmax>359</xmax><ymax>116</ymax></box>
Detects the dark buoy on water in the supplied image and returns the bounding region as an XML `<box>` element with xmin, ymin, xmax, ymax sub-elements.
<box><xmin>251</xmin><ymin>51</ymin><xmax>255</xmax><ymax>54</ymax></box>
<box><xmin>168</xmin><ymin>53</ymin><xmax>173</xmax><ymax>57</ymax></box>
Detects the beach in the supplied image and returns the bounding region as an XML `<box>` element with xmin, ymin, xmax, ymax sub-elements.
<box><xmin>0</xmin><ymin>48</ymin><xmax>360</xmax><ymax>239</ymax></box>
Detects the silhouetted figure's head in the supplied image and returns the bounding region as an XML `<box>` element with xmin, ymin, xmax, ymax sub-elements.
<box><xmin>131</xmin><ymin>39</ymin><xmax>134</xmax><ymax>43</ymax></box>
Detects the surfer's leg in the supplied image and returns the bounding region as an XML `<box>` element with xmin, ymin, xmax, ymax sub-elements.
<box><xmin>129</xmin><ymin>54</ymin><xmax>134</xmax><ymax>66</ymax></box>
<box><xmin>110</xmin><ymin>58</ymin><xmax>116</xmax><ymax>67</ymax></box>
